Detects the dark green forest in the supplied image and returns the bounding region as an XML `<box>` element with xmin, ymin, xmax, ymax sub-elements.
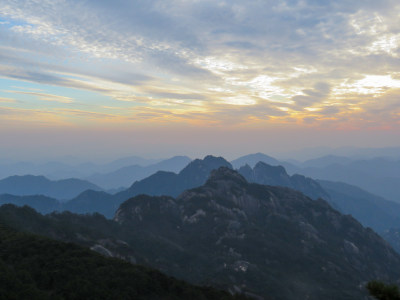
<box><xmin>0</xmin><ymin>222</ymin><xmax>247</xmax><ymax>300</ymax></box>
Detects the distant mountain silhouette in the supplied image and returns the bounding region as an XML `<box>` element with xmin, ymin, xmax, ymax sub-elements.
<box><xmin>4</xmin><ymin>156</ymin><xmax>400</xmax><ymax>239</ymax></box>
<box><xmin>231</xmin><ymin>152</ymin><xmax>280</xmax><ymax>168</ymax></box>
<box><xmin>318</xmin><ymin>180</ymin><xmax>400</xmax><ymax>233</ymax></box>
<box><xmin>0</xmin><ymin>175</ymin><xmax>101</xmax><ymax>201</ymax></box>
<box><xmin>102</xmin><ymin>155</ymin><xmax>160</xmax><ymax>170</ymax></box>
<box><xmin>57</xmin><ymin>155</ymin><xmax>231</xmax><ymax>218</ymax></box>
<box><xmin>63</xmin><ymin>190</ymin><xmax>116</xmax><ymax>216</ymax></box>
<box><xmin>87</xmin><ymin>156</ymin><xmax>191</xmax><ymax>189</ymax></box>
<box><xmin>0</xmin><ymin>194</ymin><xmax>60</xmax><ymax>214</ymax></box>
<box><xmin>115</xmin><ymin>155</ymin><xmax>232</xmax><ymax>201</ymax></box>
<box><xmin>0</xmin><ymin>156</ymin><xmax>164</xmax><ymax>181</ymax></box>
<box><xmin>4</xmin><ymin>154</ymin><xmax>400</xmax><ymax>252</ymax></box>
<box><xmin>294</xmin><ymin>157</ymin><xmax>400</xmax><ymax>203</ymax></box>
<box><xmin>301</xmin><ymin>155</ymin><xmax>352</xmax><ymax>168</ymax></box>
<box><xmin>0</xmin><ymin>155</ymin><xmax>231</xmax><ymax>218</ymax></box>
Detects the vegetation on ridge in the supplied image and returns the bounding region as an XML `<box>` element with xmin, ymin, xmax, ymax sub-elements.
<box><xmin>0</xmin><ymin>222</ymin><xmax>247</xmax><ymax>299</ymax></box>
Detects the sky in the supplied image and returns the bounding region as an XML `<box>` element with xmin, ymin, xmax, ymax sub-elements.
<box><xmin>1</xmin><ymin>0</ymin><xmax>400</xmax><ymax>161</ymax></box>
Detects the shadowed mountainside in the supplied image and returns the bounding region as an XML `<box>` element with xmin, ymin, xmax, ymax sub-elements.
<box><xmin>0</xmin><ymin>221</ymin><xmax>245</xmax><ymax>300</ymax></box>
<box><xmin>2</xmin><ymin>168</ymin><xmax>400</xmax><ymax>299</ymax></box>
<box><xmin>237</xmin><ymin>162</ymin><xmax>400</xmax><ymax>235</ymax></box>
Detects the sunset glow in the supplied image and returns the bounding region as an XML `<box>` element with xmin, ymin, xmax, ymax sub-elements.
<box><xmin>1</xmin><ymin>1</ymin><xmax>400</xmax><ymax>159</ymax></box>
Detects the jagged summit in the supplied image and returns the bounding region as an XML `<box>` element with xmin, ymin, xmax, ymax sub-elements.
<box><xmin>115</xmin><ymin>155</ymin><xmax>233</xmax><ymax>200</ymax></box>
<box><xmin>231</xmin><ymin>152</ymin><xmax>280</xmax><ymax>168</ymax></box>
<box><xmin>254</xmin><ymin>161</ymin><xmax>287</xmax><ymax>175</ymax></box>
<box><xmin>179</xmin><ymin>155</ymin><xmax>232</xmax><ymax>177</ymax></box>
<box><xmin>206</xmin><ymin>167</ymin><xmax>247</xmax><ymax>186</ymax></box>
<box><xmin>239</xmin><ymin>161</ymin><xmax>329</xmax><ymax>201</ymax></box>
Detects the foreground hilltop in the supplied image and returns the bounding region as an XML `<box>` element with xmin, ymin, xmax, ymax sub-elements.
<box><xmin>0</xmin><ymin>223</ymin><xmax>245</xmax><ymax>300</ymax></box>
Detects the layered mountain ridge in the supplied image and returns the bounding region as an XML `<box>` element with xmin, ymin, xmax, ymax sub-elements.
<box><xmin>4</xmin><ymin>167</ymin><xmax>399</xmax><ymax>299</ymax></box>
<box><xmin>0</xmin><ymin>175</ymin><xmax>102</xmax><ymax>201</ymax></box>
<box><xmin>3</xmin><ymin>155</ymin><xmax>400</xmax><ymax>240</ymax></box>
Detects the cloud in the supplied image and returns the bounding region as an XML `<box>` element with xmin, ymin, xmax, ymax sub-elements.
<box><xmin>0</xmin><ymin>97</ymin><xmax>16</xmax><ymax>103</ymax></box>
<box><xmin>7</xmin><ymin>90</ymin><xmax>74</xmax><ymax>103</ymax></box>
<box><xmin>0</xmin><ymin>0</ymin><xmax>400</xmax><ymax>129</ymax></box>
<box><xmin>291</xmin><ymin>82</ymin><xmax>331</xmax><ymax>108</ymax></box>
<box><xmin>0</xmin><ymin>106</ymin><xmax>63</xmax><ymax>126</ymax></box>
<box><xmin>56</xmin><ymin>108</ymin><xmax>118</xmax><ymax>120</ymax></box>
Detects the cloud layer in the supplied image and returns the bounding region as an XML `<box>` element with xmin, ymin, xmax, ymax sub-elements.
<box><xmin>1</xmin><ymin>0</ymin><xmax>400</xmax><ymax>133</ymax></box>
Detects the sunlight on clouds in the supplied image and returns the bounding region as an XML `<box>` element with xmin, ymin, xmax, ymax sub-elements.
<box><xmin>7</xmin><ymin>90</ymin><xmax>74</xmax><ymax>103</ymax></box>
<box><xmin>0</xmin><ymin>106</ymin><xmax>65</xmax><ymax>125</ymax></box>
<box><xmin>368</xmin><ymin>34</ymin><xmax>400</xmax><ymax>56</ymax></box>
<box><xmin>194</xmin><ymin>56</ymin><xmax>248</xmax><ymax>74</ymax></box>
<box><xmin>247</xmin><ymin>75</ymin><xmax>286</xmax><ymax>102</ymax></box>
<box><xmin>0</xmin><ymin>97</ymin><xmax>16</xmax><ymax>103</ymax></box>
<box><xmin>349</xmin><ymin>12</ymin><xmax>386</xmax><ymax>36</ymax></box>
<box><xmin>347</xmin><ymin>10</ymin><xmax>400</xmax><ymax>58</ymax></box>
<box><xmin>222</xmin><ymin>96</ymin><xmax>257</xmax><ymax>106</ymax></box>
<box><xmin>335</xmin><ymin>75</ymin><xmax>400</xmax><ymax>95</ymax></box>
<box><xmin>292</xmin><ymin>66</ymin><xmax>318</xmax><ymax>76</ymax></box>
<box><xmin>1</xmin><ymin>0</ymin><xmax>400</xmax><ymax>132</ymax></box>
<box><xmin>304</xmin><ymin>107</ymin><xmax>321</xmax><ymax>112</ymax></box>
<box><xmin>56</xmin><ymin>108</ymin><xmax>119</xmax><ymax>122</ymax></box>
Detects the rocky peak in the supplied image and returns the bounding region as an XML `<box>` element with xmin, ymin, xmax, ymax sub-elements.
<box><xmin>206</xmin><ymin>167</ymin><xmax>248</xmax><ymax>186</ymax></box>
<box><xmin>179</xmin><ymin>155</ymin><xmax>232</xmax><ymax>177</ymax></box>
<box><xmin>254</xmin><ymin>161</ymin><xmax>288</xmax><ymax>176</ymax></box>
<box><xmin>237</xmin><ymin>164</ymin><xmax>253</xmax><ymax>181</ymax></box>
<box><xmin>115</xmin><ymin>155</ymin><xmax>234</xmax><ymax>201</ymax></box>
<box><xmin>253</xmin><ymin>162</ymin><xmax>290</xmax><ymax>185</ymax></box>
<box><xmin>114</xmin><ymin>194</ymin><xmax>178</xmax><ymax>224</ymax></box>
<box><xmin>239</xmin><ymin>161</ymin><xmax>329</xmax><ymax>201</ymax></box>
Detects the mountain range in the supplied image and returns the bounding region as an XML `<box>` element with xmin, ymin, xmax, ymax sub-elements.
<box><xmin>0</xmin><ymin>155</ymin><xmax>189</xmax><ymax>186</ymax></box>
<box><xmin>0</xmin><ymin>155</ymin><xmax>232</xmax><ymax>218</ymax></box>
<box><xmin>4</xmin><ymin>151</ymin><xmax>400</xmax><ymax>205</ymax></box>
<box><xmin>282</xmin><ymin>157</ymin><xmax>400</xmax><ymax>203</ymax></box>
<box><xmin>0</xmin><ymin>175</ymin><xmax>102</xmax><ymax>201</ymax></box>
<box><xmin>3</xmin><ymin>155</ymin><xmax>400</xmax><ymax>239</ymax></box>
<box><xmin>86</xmin><ymin>155</ymin><xmax>191</xmax><ymax>189</ymax></box>
<box><xmin>238</xmin><ymin>162</ymin><xmax>330</xmax><ymax>201</ymax></box>
<box><xmin>2</xmin><ymin>167</ymin><xmax>400</xmax><ymax>299</ymax></box>
<box><xmin>231</xmin><ymin>153</ymin><xmax>281</xmax><ymax>169</ymax></box>
<box><xmin>235</xmin><ymin>161</ymin><xmax>400</xmax><ymax>235</ymax></box>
